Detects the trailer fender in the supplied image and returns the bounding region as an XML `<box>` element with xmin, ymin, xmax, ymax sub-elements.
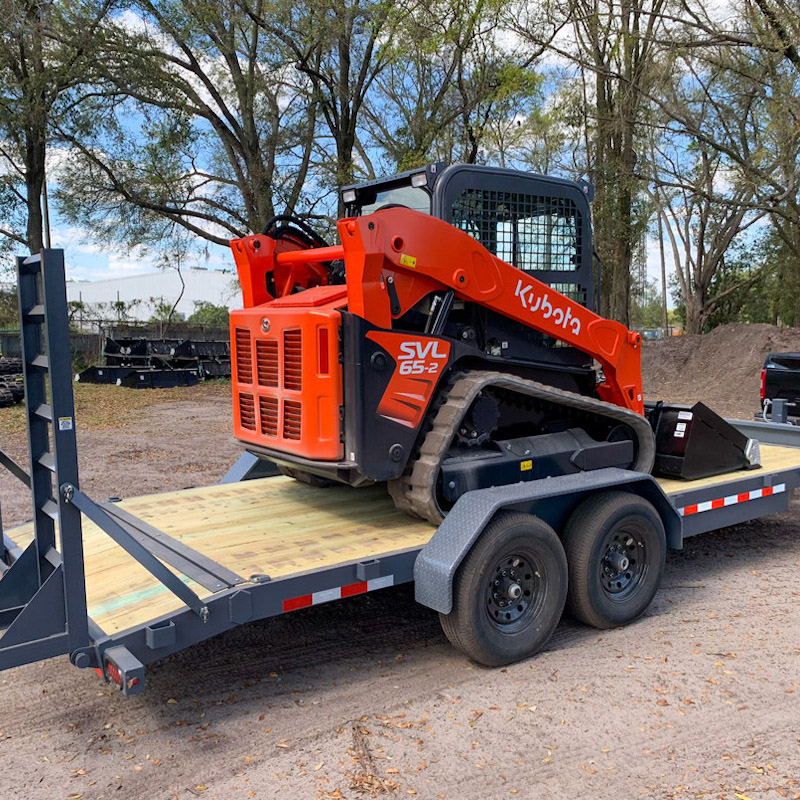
<box><xmin>414</xmin><ymin>468</ymin><xmax>681</xmax><ymax>614</ymax></box>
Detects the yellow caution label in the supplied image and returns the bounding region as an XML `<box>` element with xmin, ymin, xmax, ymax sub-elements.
<box><xmin>399</xmin><ymin>253</ymin><xmax>417</xmax><ymax>268</ymax></box>
<box><xmin>520</xmin><ymin>459</ymin><xmax>532</xmax><ymax>471</ymax></box>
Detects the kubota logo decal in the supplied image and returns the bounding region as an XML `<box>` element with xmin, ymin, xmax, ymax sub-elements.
<box><xmin>397</xmin><ymin>340</ymin><xmax>448</xmax><ymax>375</ymax></box>
<box><xmin>515</xmin><ymin>279</ymin><xmax>581</xmax><ymax>336</ymax></box>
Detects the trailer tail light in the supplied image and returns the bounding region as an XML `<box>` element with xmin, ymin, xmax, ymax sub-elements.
<box><xmin>101</xmin><ymin>647</ymin><xmax>146</xmax><ymax>694</ymax></box>
<box><xmin>106</xmin><ymin>660</ymin><xmax>123</xmax><ymax>686</ymax></box>
<box><xmin>760</xmin><ymin>368</ymin><xmax>766</xmax><ymax>400</ymax></box>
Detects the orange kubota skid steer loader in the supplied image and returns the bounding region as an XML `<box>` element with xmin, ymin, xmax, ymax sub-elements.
<box><xmin>227</xmin><ymin>164</ymin><xmax>757</xmax><ymax>523</ymax></box>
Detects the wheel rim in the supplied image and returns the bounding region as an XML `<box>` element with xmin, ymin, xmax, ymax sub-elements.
<box><xmin>599</xmin><ymin>523</ymin><xmax>648</xmax><ymax>599</ymax></box>
<box><xmin>485</xmin><ymin>553</ymin><xmax>543</xmax><ymax>630</ymax></box>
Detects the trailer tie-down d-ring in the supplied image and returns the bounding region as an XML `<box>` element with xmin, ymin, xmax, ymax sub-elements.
<box><xmin>60</xmin><ymin>484</ymin><xmax>210</xmax><ymax>623</ymax></box>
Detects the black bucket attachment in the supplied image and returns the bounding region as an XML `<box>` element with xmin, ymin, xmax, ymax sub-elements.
<box><xmin>647</xmin><ymin>401</ymin><xmax>760</xmax><ymax>481</ymax></box>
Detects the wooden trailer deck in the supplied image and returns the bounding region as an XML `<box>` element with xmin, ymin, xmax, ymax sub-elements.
<box><xmin>8</xmin><ymin>443</ymin><xmax>800</xmax><ymax>636</ymax></box>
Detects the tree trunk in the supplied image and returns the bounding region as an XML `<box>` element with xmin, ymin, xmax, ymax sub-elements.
<box><xmin>24</xmin><ymin>126</ymin><xmax>46</xmax><ymax>254</ymax></box>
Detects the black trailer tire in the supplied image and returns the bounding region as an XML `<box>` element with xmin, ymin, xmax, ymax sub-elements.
<box><xmin>439</xmin><ymin>512</ymin><xmax>568</xmax><ymax>667</ymax></box>
<box><xmin>562</xmin><ymin>492</ymin><xmax>666</xmax><ymax>629</ymax></box>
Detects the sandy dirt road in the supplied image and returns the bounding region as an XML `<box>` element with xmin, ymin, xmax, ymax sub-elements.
<box><xmin>0</xmin><ymin>386</ymin><xmax>798</xmax><ymax>800</ymax></box>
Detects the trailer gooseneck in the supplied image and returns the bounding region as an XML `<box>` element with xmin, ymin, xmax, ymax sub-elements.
<box><xmin>0</xmin><ymin>249</ymin><xmax>799</xmax><ymax>693</ymax></box>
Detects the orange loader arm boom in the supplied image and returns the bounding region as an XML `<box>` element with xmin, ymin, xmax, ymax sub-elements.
<box><xmin>231</xmin><ymin>207</ymin><xmax>644</xmax><ymax>414</ymax></box>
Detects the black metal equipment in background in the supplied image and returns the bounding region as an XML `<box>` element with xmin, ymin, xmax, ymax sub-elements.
<box><xmin>75</xmin><ymin>336</ymin><xmax>231</xmax><ymax>388</ymax></box>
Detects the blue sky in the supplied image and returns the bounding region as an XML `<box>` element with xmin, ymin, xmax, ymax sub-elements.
<box><xmin>47</xmin><ymin>220</ymin><xmax>234</xmax><ymax>283</ymax></box>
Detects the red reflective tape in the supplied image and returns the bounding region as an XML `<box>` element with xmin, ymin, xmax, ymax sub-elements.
<box><xmin>341</xmin><ymin>581</ymin><xmax>368</xmax><ymax>598</ymax></box>
<box><xmin>711</xmin><ymin>498</ymin><xmax>725</xmax><ymax>509</ymax></box>
<box><xmin>737</xmin><ymin>492</ymin><xmax>749</xmax><ymax>503</ymax></box>
<box><xmin>283</xmin><ymin>594</ymin><xmax>313</xmax><ymax>612</ymax></box>
<box><xmin>683</xmin><ymin>504</ymin><xmax>699</xmax><ymax>516</ymax></box>
<box><xmin>762</xmin><ymin>486</ymin><xmax>774</xmax><ymax>496</ymax></box>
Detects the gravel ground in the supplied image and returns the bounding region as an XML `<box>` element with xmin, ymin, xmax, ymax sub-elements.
<box><xmin>0</xmin><ymin>343</ymin><xmax>798</xmax><ymax>800</ymax></box>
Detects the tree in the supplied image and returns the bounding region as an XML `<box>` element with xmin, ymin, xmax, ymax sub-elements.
<box><xmin>364</xmin><ymin>0</ymin><xmax>544</xmax><ymax>172</ymax></box>
<box><xmin>645</xmin><ymin>103</ymin><xmax>765</xmax><ymax>333</ymax></box>
<box><xmin>654</xmin><ymin>0</ymin><xmax>800</xmax><ymax>325</ymax></box>
<box><xmin>0</xmin><ymin>0</ymin><xmax>111</xmax><ymax>255</ymax></box>
<box><xmin>250</xmin><ymin>0</ymin><xmax>402</xmax><ymax>204</ymax></box>
<box><xmin>516</xmin><ymin>0</ymin><xmax>669</xmax><ymax>324</ymax></box>
<box><xmin>187</xmin><ymin>301</ymin><xmax>229</xmax><ymax>326</ymax></box>
<box><xmin>57</xmin><ymin>0</ymin><xmax>320</xmax><ymax>249</ymax></box>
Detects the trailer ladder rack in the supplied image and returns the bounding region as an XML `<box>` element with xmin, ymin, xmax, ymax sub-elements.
<box><xmin>0</xmin><ymin>251</ymin><xmax>231</xmax><ymax>679</ymax></box>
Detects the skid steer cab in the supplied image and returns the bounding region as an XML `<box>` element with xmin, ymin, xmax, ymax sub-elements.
<box><xmin>228</xmin><ymin>163</ymin><xmax>757</xmax><ymax>524</ymax></box>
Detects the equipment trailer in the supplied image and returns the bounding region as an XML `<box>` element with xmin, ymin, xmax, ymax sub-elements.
<box><xmin>1</xmin><ymin>249</ymin><xmax>800</xmax><ymax>694</ymax></box>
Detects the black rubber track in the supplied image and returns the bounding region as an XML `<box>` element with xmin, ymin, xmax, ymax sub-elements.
<box><xmin>389</xmin><ymin>370</ymin><xmax>656</xmax><ymax>524</ymax></box>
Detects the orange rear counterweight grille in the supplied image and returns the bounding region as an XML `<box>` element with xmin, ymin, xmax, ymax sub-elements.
<box><xmin>283</xmin><ymin>329</ymin><xmax>302</xmax><ymax>390</ymax></box>
<box><xmin>283</xmin><ymin>400</ymin><xmax>302</xmax><ymax>440</ymax></box>
<box><xmin>256</xmin><ymin>339</ymin><xmax>279</xmax><ymax>387</ymax></box>
<box><xmin>230</xmin><ymin>286</ymin><xmax>345</xmax><ymax>461</ymax></box>
<box><xmin>259</xmin><ymin>395</ymin><xmax>278</xmax><ymax>436</ymax></box>
<box><xmin>235</xmin><ymin>328</ymin><xmax>253</xmax><ymax>383</ymax></box>
<box><xmin>239</xmin><ymin>392</ymin><xmax>256</xmax><ymax>430</ymax></box>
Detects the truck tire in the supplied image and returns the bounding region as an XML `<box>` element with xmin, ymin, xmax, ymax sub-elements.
<box><xmin>562</xmin><ymin>492</ymin><xmax>666</xmax><ymax>629</ymax></box>
<box><xmin>439</xmin><ymin>511</ymin><xmax>568</xmax><ymax>667</ymax></box>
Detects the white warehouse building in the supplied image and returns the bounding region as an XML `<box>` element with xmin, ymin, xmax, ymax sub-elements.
<box><xmin>66</xmin><ymin>268</ymin><xmax>241</xmax><ymax>322</ymax></box>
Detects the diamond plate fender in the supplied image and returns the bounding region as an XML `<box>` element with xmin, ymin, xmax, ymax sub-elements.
<box><xmin>414</xmin><ymin>468</ymin><xmax>681</xmax><ymax>614</ymax></box>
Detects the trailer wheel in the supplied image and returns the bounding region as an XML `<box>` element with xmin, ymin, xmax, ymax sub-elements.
<box><xmin>562</xmin><ymin>492</ymin><xmax>666</xmax><ymax>629</ymax></box>
<box><xmin>439</xmin><ymin>512</ymin><xmax>568</xmax><ymax>667</ymax></box>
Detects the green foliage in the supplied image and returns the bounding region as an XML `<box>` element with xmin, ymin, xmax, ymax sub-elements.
<box><xmin>0</xmin><ymin>288</ymin><xmax>19</xmax><ymax>329</ymax></box>
<box><xmin>630</xmin><ymin>281</ymin><xmax>665</xmax><ymax>330</ymax></box>
<box><xmin>149</xmin><ymin>300</ymin><xmax>178</xmax><ymax>323</ymax></box>
<box><xmin>187</xmin><ymin>301</ymin><xmax>229</xmax><ymax>326</ymax></box>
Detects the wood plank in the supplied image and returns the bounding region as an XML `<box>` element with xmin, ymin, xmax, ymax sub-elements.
<box><xmin>7</xmin><ymin>443</ymin><xmax>800</xmax><ymax>637</ymax></box>
<box><xmin>7</xmin><ymin>477</ymin><xmax>435</xmax><ymax>635</ymax></box>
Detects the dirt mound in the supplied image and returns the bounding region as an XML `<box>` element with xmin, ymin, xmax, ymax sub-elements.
<box><xmin>642</xmin><ymin>323</ymin><xmax>800</xmax><ymax>419</ymax></box>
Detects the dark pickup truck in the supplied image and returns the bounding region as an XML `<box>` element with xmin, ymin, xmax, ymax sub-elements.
<box><xmin>761</xmin><ymin>352</ymin><xmax>800</xmax><ymax>422</ymax></box>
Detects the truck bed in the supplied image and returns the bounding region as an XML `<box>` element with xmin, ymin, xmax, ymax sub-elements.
<box><xmin>8</xmin><ymin>443</ymin><xmax>800</xmax><ymax>637</ymax></box>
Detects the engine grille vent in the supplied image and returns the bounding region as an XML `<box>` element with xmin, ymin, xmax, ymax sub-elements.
<box><xmin>283</xmin><ymin>400</ymin><xmax>302</xmax><ymax>440</ymax></box>
<box><xmin>283</xmin><ymin>330</ymin><xmax>302</xmax><ymax>390</ymax></box>
<box><xmin>258</xmin><ymin>395</ymin><xmax>278</xmax><ymax>436</ymax></box>
<box><xmin>235</xmin><ymin>327</ymin><xmax>253</xmax><ymax>384</ymax></box>
<box><xmin>239</xmin><ymin>392</ymin><xmax>256</xmax><ymax>430</ymax></box>
<box><xmin>256</xmin><ymin>339</ymin><xmax>279</xmax><ymax>387</ymax></box>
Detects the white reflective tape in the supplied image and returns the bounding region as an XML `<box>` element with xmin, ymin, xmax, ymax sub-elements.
<box><xmin>367</xmin><ymin>575</ymin><xmax>394</xmax><ymax>591</ymax></box>
<box><xmin>677</xmin><ymin>482</ymin><xmax>789</xmax><ymax>518</ymax></box>
<box><xmin>312</xmin><ymin>587</ymin><xmax>342</xmax><ymax>605</ymax></box>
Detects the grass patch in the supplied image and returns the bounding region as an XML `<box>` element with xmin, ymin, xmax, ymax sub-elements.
<box><xmin>0</xmin><ymin>380</ymin><xmax>232</xmax><ymax>437</ymax></box>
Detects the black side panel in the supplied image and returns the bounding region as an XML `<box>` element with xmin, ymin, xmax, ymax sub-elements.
<box><xmin>342</xmin><ymin>312</ymin><xmax>452</xmax><ymax>482</ymax></box>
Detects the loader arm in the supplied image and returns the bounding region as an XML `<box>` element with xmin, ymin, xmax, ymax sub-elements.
<box><xmin>231</xmin><ymin>206</ymin><xmax>644</xmax><ymax>414</ymax></box>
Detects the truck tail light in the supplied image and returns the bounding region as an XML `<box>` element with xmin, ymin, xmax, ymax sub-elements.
<box><xmin>760</xmin><ymin>368</ymin><xmax>766</xmax><ymax>400</ymax></box>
